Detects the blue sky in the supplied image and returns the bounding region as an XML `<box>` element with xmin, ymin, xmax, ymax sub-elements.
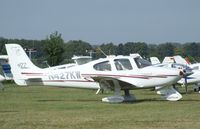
<box><xmin>0</xmin><ymin>0</ymin><xmax>200</xmax><ymax>44</ymax></box>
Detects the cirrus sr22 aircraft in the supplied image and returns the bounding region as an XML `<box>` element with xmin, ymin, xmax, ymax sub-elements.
<box><xmin>5</xmin><ymin>44</ymin><xmax>185</xmax><ymax>103</ymax></box>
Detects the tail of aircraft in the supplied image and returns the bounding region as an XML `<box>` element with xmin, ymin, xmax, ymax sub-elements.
<box><xmin>5</xmin><ymin>44</ymin><xmax>41</xmax><ymax>85</ymax></box>
<box><xmin>150</xmin><ymin>57</ymin><xmax>161</xmax><ymax>65</ymax></box>
<box><xmin>162</xmin><ymin>57</ymin><xmax>175</xmax><ymax>64</ymax></box>
<box><xmin>173</xmin><ymin>56</ymin><xmax>190</xmax><ymax>65</ymax></box>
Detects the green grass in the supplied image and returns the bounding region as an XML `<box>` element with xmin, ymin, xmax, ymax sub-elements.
<box><xmin>0</xmin><ymin>83</ymin><xmax>200</xmax><ymax>129</ymax></box>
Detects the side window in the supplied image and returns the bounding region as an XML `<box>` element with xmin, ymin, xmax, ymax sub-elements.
<box><xmin>114</xmin><ymin>59</ymin><xmax>132</xmax><ymax>70</ymax></box>
<box><xmin>93</xmin><ymin>61</ymin><xmax>111</xmax><ymax>71</ymax></box>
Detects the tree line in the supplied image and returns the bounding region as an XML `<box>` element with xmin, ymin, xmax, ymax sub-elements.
<box><xmin>0</xmin><ymin>31</ymin><xmax>200</xmax><ymax>67</ymax></box>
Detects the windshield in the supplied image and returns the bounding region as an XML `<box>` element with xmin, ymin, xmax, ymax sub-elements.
<box><xmin>134</xmin><ymin>57</ymin><xmax>151</xmax><ymax>68</ymax></box>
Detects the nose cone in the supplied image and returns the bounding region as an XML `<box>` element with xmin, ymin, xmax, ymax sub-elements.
<box><xmin>0</xmin><ymin>75</ymin><xmax>5</xmax><ymax>82</ymax></box>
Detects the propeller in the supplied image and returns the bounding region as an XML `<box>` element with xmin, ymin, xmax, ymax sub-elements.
<box><xmin>183</xmin><ymin>71</ymin><xmax>188</xmax><ymax>93</ymax></box>
<box><xmin>182</xmin><ymin>67</ymin><xmax>193</xmax><ymax>94</ymax></box>
<box><xmin>172</xmin><ymin>63</ymin><xmax>193</xmax><ymax>94</ymax></box>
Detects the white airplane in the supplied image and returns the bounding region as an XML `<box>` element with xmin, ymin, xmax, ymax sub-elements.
<box><xmin>5</xmin><ymin>44</ymin><xmax>185</xmax><ymax>103</ymax></box>
<box><xmin>150</xmin><ymin>56</ymin><xmax>200</xmax><ymax>93</ymax></box>
<box><xmin>164</xmin><ymin>56</ymin><xmax>200</xmax><ymax>92</ymax></box>
<box><xmin>172</xmin><ymin>55</ymin><xmax>200</xmax><ymax>70</ymax></box>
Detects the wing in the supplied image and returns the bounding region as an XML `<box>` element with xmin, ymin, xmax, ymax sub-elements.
<box><xmin>91</xmin><ymin>76</ymin><xmax>137</xmax><ymax>90</ymax></box>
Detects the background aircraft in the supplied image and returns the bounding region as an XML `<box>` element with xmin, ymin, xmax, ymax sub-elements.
<box><xmin>150</xmin><ymin>56</ymin><xmax>200</xmax><ymax>93</ymax></box>
<box><xmin>6</xmin><ymin>44</ymin><xmax>184</xmax><ymax>103</ymax></box>
<box><xmin>167</xmin><ymin>56</ymin><xmax>200</xmax><ymax>93</ymax></box>
<box><xmin>0</xmin><ymin>55</ymin><xmax>13</xmax><ymax>80</ymax></box>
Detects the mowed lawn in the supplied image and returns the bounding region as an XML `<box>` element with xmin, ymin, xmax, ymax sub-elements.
<box><xmin>0</xmin><ymin>83</ymin><xmax>200</xmax><ymax>129</ymax></box>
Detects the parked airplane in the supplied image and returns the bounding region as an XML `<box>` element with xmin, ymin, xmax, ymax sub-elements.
<box><xmin>172</xmin><ymin>55</ymin><xmax>200</xmax><ymax>70</ymax></box>
<box><xmin>6</xmin><ymin>44</ymin><xmax>185</xmax><ymax>103</ymax></box>
<box><xmin>164</xmin><ymin>56</ymin><xmax>200</xmax><ymax>92</ymax></box>
<box><xmin>0</xmin><ymin>55</ymin><xmax>13</xmax><ymax>80</ymax></box>
<box><xmin>150</xmin><ymin>56</ymin><xmax>200</xmax><ymax>93</ymax></box>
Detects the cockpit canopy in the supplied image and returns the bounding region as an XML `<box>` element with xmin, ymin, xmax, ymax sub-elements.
<box><xmin>93</xmin><ymin>56</ymin><xmax>151</xmax><ymax>71</ymax></box>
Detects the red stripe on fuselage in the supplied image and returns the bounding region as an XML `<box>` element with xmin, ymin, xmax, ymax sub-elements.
<box><xmin>82</xmin><ymin>73</ymin><xmax>178</xmax><ymax>79</ymax></box>
<box><xmin>21</xmin><ymin>72</ymin><xmax>44</xmax><ymax>76</ymax></box>
<box><xmin>43</xmin><ymin>80</ymin><xmax>94</xmax><ymax>83</ymax></box>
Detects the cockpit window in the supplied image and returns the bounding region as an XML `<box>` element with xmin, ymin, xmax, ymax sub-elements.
<box><xmin>134</xmin><ymin>57</ymin><xmax>151</xmax><ymax>68</ymax></box>
<box><xmin>114</xmin><ymin>59</ymin><xmax>132</xmax><ymax>70</ymax></box>
<box><xmin>93</xmin><ymin>61</ymin><xmax>111</xmax><ymax>71</ymax></box>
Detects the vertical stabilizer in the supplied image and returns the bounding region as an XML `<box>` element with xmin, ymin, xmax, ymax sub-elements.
<box><xmin>5</xmin><ymin>44</ymin><xmax>41</xmax><ymax>85</ymax></box>
<box><xmin>173</xmin><ymin>56</ymin><xmax>189</xmax><ymax>65</ymax></box>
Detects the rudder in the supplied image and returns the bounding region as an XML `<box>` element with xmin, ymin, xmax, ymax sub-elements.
<box><xmin>5</xmin><ymin>44</ymin><xmax>41</xmax><ymax>85</ymax></box>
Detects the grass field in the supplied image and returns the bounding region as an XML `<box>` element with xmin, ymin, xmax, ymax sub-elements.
<box><xmin>0</xmin><ymin>83</ymin><xmax>200</xmax><ymax>129</ymax></box>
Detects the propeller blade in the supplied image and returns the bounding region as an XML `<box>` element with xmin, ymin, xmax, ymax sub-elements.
<box><xmin>184</xmin><ymin>76</ymin><xmax>188</xmax><ymax>94</ymax></box>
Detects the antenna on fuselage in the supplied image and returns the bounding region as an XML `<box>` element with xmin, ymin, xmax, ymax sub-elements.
<box><xmin>97</xmin><ymin>48</ymin><xmax>107</xmax><ymax>57</ymax></box>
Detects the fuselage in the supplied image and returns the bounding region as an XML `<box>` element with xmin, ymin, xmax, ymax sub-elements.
<box><xmin>20</xmin><ymin>56</ymin><xmax>182</xmax><ymax>90</ymax></box>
